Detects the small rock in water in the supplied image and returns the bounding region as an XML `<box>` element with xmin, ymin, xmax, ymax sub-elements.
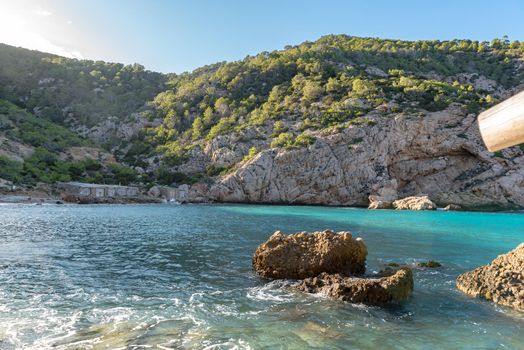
<box><xmin>456</xmin><ymin>243</ymin><xmax>524</xmax><ymax>311</ymax></box>
<box><xmin>417</xmin><ymin>260</ymin><xmax>442</xmax><ymax>268</ymax></box>
<box><xmin>253</xmin><ymin>230</ymin><xmax>367</xmax><ymax>279</ymax></box>
<box><xmin>385</xmin><ymin>262</ymin><xmax>400</xmax><ymax>267</ymax></box>
<box><xmin>293</xmin><ymin>267</ymin><xmax>414</xmax><ymax>304</ymax></box>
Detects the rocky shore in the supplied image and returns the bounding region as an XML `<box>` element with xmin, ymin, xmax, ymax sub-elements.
<box><xmin>457</xmin><ymin>243</ymin><xmax>524</xmax><ymax>311</ymax></box>
<box><xmin>0</xmin><ymin>183</ymin><xmax>161</xmax><ymax>205</ymax></box>
<box><xmin>0</xmin><ymin>194</ymin><xmax>63</xmax><ymax>204</ymax></box>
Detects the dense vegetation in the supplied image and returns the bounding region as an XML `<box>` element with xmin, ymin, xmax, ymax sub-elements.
<box><xmin>1</xmin><ymin>35</ymin><xmax>524</xmax><ymax>187</ymax></box>
<box><xmin>0</xmin><ymin>100</ymin><xmax>137</xmax><ymax>185</ymax></box>
<box><xmin>0</xmin><ymin>150</ymin><xmax>137</xmax><ymax>186</ymax></box>
<box><xmin>139</xmin><ymin>35</ymin><xmax>524</xmax><ymax>166</ymax></box>
<box><xmin>0</xmin><ymin>99</ymin><xmax>91</xmax><ymax>151</ymax></box>
<box><xmin>0</xmin><ymin>43</ymin><xmax>167</xmax><ymax>127</ymax></box>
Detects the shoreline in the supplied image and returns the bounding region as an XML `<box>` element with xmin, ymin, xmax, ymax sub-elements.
<box><xmin>1</xmin><ymin>194</ymin><xmax>523</xmax><ymax>214</ymax></box>
<box><xmin>0</xmin><ymin>194</ymin><xmax>162</xmax><ymax>205</ymax></box>
<box><xmin>0</xmin><ymin>194</ymin><xmax>64</xmax><ymax>204</ymax></box>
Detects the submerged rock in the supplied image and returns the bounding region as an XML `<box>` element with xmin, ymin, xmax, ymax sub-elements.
<box><xmin>294</xmin><ymin>268</ymin><xmax>414</xmax><ymax>304</ymax></box>
<box><xmin>456</xmin><ymin>243</ymin><xmax>524</xmax><ymax>311</ymax></box>
<box><xmin>417</xmin><ymin>260</ymin><xmax>442</xmax><ymax>268</ymax></box>
<box><xmin>393</xmin><ymin>195</ymin><xmax>436</xmax><ymax>210</ymax></box>
<box><xmin>253</xmin><ymin>230</ymin><xmax>367</xmax><ymax>279</ymax></box>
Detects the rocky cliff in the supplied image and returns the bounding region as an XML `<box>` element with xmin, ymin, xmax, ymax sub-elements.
<box><xmin>171</xmin><ymin>103</ymin><xmax>524</xmax><ymax>210</ymax></box>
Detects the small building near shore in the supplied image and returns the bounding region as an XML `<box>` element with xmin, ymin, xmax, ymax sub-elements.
<box><xmin>57</xmin><ymin>182</ymin><xmax>139</xmax><ymax>199</ymax></box>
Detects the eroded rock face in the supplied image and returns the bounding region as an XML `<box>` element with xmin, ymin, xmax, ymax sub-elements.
<box><xmin>294</xmin><ymin>268</ymin><xmax>414</xmax><ymax>304</ymax></box>
<box><xmin>252</xmin><ymin>230</ymin><xmax>367</xmax><ymax>279</ymax></box>
<box><xmin>457</xmin><ymin>243</ymin><xmax>524</xmax><ymax>311</ymax></box>
<box><xmin>392</xmin><ymin>195</ymin><xmax>436</xmax><ymax>210</ymax></box>
<box><xmin>206</xmin><ymin>105</ymin><xmax>524</xmax><ymax>210</ymax></box>
<box><xmin>368</xmin><ymin>180</ymin><xmax>398</xmax><ymax>209</ymax></box>
<box><xmin>443</xmin><ymin>204</ymin><xmax>462</xmax><ymax>211</ymax></box>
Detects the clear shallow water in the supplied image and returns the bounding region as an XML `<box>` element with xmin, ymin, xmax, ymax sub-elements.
<box><xmin>0</xmin><ymin>204</ymin><xmax>523</xmax><ymax>350</ymax></box>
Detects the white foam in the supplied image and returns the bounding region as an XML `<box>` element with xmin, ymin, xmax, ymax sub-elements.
<box><xmin>246</xmin><ymin>280</ymin><xmax>295</xmax><ymax>302</ymax></box>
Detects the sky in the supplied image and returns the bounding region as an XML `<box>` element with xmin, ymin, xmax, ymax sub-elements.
<box><xmin>1</xmin><ymin>0</ymin><xmax>523</xmax><ymax>74</ymax></box>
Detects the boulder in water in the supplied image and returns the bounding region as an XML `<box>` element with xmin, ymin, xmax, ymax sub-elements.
<box><xmin>456</xmin><ymin>243</ymin><xmax>524</xmax><ymax>311</ymax></box>
<box><xmin>294</xmin><ymin>267</ymin><xmax>414</xmax><ymax>304</ymax></box>
<box><xmin>393</xmin><ymin>195</ymin><xmax>436</xmax><ymax>210</ymax></box>
<box><xmin>253</xmin><ymin>230</ymin><xmax>367</xmax><ymax>279</ymax></box>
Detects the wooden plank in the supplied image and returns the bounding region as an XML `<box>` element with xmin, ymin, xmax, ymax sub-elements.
<box><xmin>478</xmin><ymin>90</ymin><xmax>524</xmax><ymax>152</ymax></box>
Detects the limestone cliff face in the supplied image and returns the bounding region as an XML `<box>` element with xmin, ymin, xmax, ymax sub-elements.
<box><xmin>186</xmin><ymin>104</ymin><xmax>524</xmax><ymax>210</ymax></box>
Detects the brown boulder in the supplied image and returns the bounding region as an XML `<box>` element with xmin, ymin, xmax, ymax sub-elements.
<box><xmin>456</xmin><ymin>243</ymin><xmax>524</xmax><ymax>311</ymax></box>
<box><xmin>253</xmin><ymin>230</ymin><xmax>367</xmax><ymax>279</ymax></box>
<box><xmin>294</xmin><ymin>267</ymin><xmax>414</xmax><ymax>304</ymax></box>
<box><xmin>393</xmin><ymin>195</ymin><xmax>436</xmax><ymax>210</ymax></box>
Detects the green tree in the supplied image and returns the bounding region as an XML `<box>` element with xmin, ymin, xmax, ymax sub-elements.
<box><xmin>302</xmin><ymin>81</ymin><xmax>324</xmax><ymax>104</ymax></box>
<box><xmin>243</xmin><ymin>147</ymin><xmax>258</xmax><ymax>162</ymax></box>
<box><xmin>203</xmin><ymin>106</ymin><xmax>214</xmax><ymax>127</ymax></box>
<box><xmin>350</xmin><ymin>78</ymin><xmax>377</xmax><ymax>98</ymax></box>
<box><xmin>191</xmin><ymin>116</ymin><xmax>204</xmax><ymax>140</ymax></box>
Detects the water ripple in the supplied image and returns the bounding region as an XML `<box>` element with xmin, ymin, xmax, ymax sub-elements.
<box><xmin>0</xmin><ymin>204</ymin><xmax>523</xmax><ymax>349</ymax></box>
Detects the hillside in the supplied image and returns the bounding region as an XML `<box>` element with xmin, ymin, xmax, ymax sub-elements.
<box><xmin>141</xmin><ymin>35</ymin><xmax>524</xmax><ymax>209</ymax></box>
<box><xmin>135</xmin><ymin>35</ymin><xmax>524</xmax><ymax>169</ymax></box>
<box><xmin>1</xmin><ymin>36</ymin><xmax>524</xmax><ymax>209</ymax></box>
<box><xmin>0</xmin><ymin>43</ymin><xmax>167</xmax><ymax>147</ymax></box>
<box><xmin>0</xmin><ymin>99</ymin><xmax>137</xmax><ymax>188</ymax></box>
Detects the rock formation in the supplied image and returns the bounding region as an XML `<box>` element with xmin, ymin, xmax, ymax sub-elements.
<box><xmin>417</xmin><ymin>260</ymin><xmax>442</xmax><ymax>268</ymax></box>
<box><xmin>368</xmin><ymin>180</ymin><xmax>399</xmax><ymax>209</ymax></box>
<box><xmin>392</xmin><ymin>195</ymin><xmax>436</xmax><ymax>210</ymax></box>
<box><xmin>443</xmin><ymin>204</ymin><xmax>462</xmax><ymax>211</ymax></box>
<box><xmin>253</xmin><ymin>230</ymin><xmax>414</xmax><ymax>304</ymax></box>
<box><xmin>253</xmin><ymin>230</ymin><xmax>367</xmax><ymax>279</ymax></box>
<box><xmin>456</xmin><ymin>243</ymin><xmax>524</xmax><ymax>311</ymax></box>
<box><xmin>199</xmin><ymin>105</ymin><xmax>524</xmax><ymax>210</ymax></box>
<box><xmin>294</xmin><ymin>268</ymin><xmax>413</xmax><ymax>304</ymax></box>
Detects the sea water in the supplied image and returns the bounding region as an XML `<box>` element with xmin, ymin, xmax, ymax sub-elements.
<box><xmin>0</xmin><ymin>204</ymin><xmax>523</xmax><ymax>349</ymax></box>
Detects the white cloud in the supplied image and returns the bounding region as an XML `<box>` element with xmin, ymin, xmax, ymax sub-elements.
<box><xmin>67</xmin><ymin>20</ymin><xmax>73</xmax><ymax>25</ymax></box>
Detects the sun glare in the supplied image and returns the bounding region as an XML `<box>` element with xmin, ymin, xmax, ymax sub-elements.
<box><xmin>0</xmin><ymin>1</ymin><xmax>83</xmax><ymax>59</ymax></box>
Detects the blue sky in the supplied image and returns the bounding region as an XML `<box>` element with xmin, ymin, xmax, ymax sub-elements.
<box><xmin>1</xmin><ymin>0</ymin><xmax>523</xmax><ymax>73</ymax></box>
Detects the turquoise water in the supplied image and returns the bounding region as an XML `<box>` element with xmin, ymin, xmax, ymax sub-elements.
<box><xmin>0</xmin><ymin>204</ymin><xmax>523</xmax><ymax>349</ymax></box>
